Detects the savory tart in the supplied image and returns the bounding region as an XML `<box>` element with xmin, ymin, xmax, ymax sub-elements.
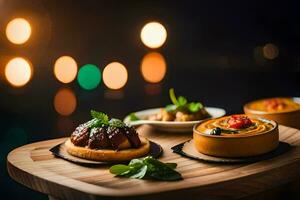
<box><xmin>193</xmin><ymin>114</ymin><xmax>279</xmax><ymax>157</ymax></box>
<box><xmin>244</xmin><ymin>97</ymin><xmax>300</xmax><ymax>129</ymax></box>
<box><xmin>65</xmin><ymin>110</ymin><xmax>150</xmax><ymax>161</ymax></box>
<box><xmin>148</xmin><ymin>88</ymin><xmax>211</xmax><ymax>122</ymax></box>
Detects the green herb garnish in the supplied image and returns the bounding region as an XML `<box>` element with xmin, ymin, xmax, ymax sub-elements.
<box><xmin>166</xmin><ymin>88</ymin><xmax>204</xmax><ymax>113</ymax></box>
<box><xmin>109</xmin><ymin>156</ymin><xmax>182</xmax><ymax>181</ymax></box>
<box><xmin>109</xmin><ymin>118</ymin><xmax>126</xmax><ymax>128</ymax></box>
<box><xmin>128</xmin><ymin>113</ymin><xmax>140</xmax><ymax>121</ymax></box>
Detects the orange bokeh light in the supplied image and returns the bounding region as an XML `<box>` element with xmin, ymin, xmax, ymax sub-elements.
<box><xmin>263</xmin><ymin>43</ymin><xmax>279</xmax><ymax>60</ymax></box>
<box><xmin>141</xmin><ymin>52</ymin><xmax>167</xmax><ymax>83</ymax></box>
<box><xmin>54</xmin><ymin>88</ymin><xmax>77</xmax><ymax>116</ymax></box>
<box><xmin>54</xmin><ymin>56</ymin><xmax>78</xmax><ymax>83</ymax></box>
<box><xmin>103</xmin><ymin>62</ymin><xmax>128</xmax><ymax>90</ymax></box>
<box><xmin>6</xmin><ymin>18</ymin><xmax>31</xmax><ymax>44</ymax></box>
<box><xmin>5</xmin><ymin>57</ymin><xmax>32</xmax><ymax>87</ymax></box>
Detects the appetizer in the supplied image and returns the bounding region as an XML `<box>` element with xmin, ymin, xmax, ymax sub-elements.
<box><xmin>246</xmin><ymin>97</ymin><xmax>300</xmax><ymax>113</ymax></box>
<box><xmin>148</xmin><ymin>88</ymin><xmax>211</xmax><ymax>122</ymax></box>
<box><xmin>110</xmin><ymin>156</ymin><xmax>182</xmax><ymax>181</ymax></box>
<box><xmin>65</xmin><ymin>110</ymin><xmax>150</xmax><ymax>161</ymax></box>
<box><xmin>244</xmin><ymin>97</ymin><xmax>300</xmax><ymax>129</ymax></box>
<box><xmin>193</xmin><ymin>114</ymin><xmax>279</xmax><ymax>157</ymax></box>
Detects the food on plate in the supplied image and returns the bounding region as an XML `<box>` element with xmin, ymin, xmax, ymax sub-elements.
<box><xmin>244</xmin><ymin>97</ymin><xmax>300</xmax><ymax>129</ymax></box>
<box><xmin>246</xmin><ymin>97</ymin><xmax>300</xmax><ymax>113</ymax></box>
<box><xmin>193</xmin><ymin>114</ymin><xmax>279</xmax><ymax>157</ymax></box>
<box><xmin>109</xmin><ymin>156</ymin><xmax>182</xmax><ymax>181</ymax></box>
<box><xmin>148</xmin><ymin>88</ymin><xmax>211</xmax><ymax>122</ymax></box>
<box><xmin>65</xmin><ymin>110</ymin><xmax>150</xmax><ymax>161</ymax></box>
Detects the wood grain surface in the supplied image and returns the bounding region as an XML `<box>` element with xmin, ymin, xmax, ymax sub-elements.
<box><xmin>7</xmin><ymin>125</ymin><xmax>300</xmax><ymax>200</ymax></box>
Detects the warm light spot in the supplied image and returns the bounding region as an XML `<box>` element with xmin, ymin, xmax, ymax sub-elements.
<box><xmin>77</xmin><ymin>64</ymin><xmax>101</xmax><ymax>90</ymax></box>
<box><xmin>5</xmin><ymin>57</ymin><xmax>32</xmax><ymax>87</ymax></box>
<box><xmin>6</xmin><ymin>18</ymin><xmax>31</xmax><ymax>44</ymax></box>
<box><xmin>54</xmin><ymin>56</ymin><xmax>78</xmax><ymax>83</ymax></box>
<box><xmin>263</xmin><ymin>43</ymin><xmax>279</xmax><ymax>59</ymax></box>
<box><xmin>103</xmin><ymin>62</ymin><xmax>128</xmax><ymax>90</ymax></box>
<box><xmin>141</xmin><ymin>52</ymin><xmax>167</xmax><ymax>83</ymax></box>
<box><xmin>141</xmin><ymin>22</ymin><xmax>167</xmax><ymax>48</ymax></box>
<box><xmin>54</xmin><ymin>88</ymin><xmax>77</xmax><ymax>116</ymax></box>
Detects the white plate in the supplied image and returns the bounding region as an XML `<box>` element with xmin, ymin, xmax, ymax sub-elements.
<box><xmin>124</xmin><ymin>107</ymin><xmax>226</xmax><ymax>133</ymax></box>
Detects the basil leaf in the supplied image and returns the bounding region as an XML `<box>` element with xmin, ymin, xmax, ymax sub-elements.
<box><xmin>109</xmin><ymin>164</ymin><xmax>131</xmax><ymax>175</ymax></box>
<box><xmin>90</xmin><ymin>110</ymin><xmax>109</xmax><ymax>126</ymax></box>
<box><xmin>188</xmin><ymin>102</ymin><xmax>203</xmax><ymax>113</ymax></box>
<box><xmin>165</xmin><ymin>163</ymin><xmax>177</xmax><ymax>169</ymax></box>
<box><xmin>129</xmin><ymin>165</ymin><xmax>147</xmax><ymax>179</ymax></box>
<box><xmin>177</xmin><ymin>96</ymin><xmax>187</xmax><ymax>106</ymax></box>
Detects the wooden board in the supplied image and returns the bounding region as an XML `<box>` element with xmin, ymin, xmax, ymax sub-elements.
<box><xmin>7</xmin><ymin>125</ymin><xmax>300</xmax><ymax>200</ymax></box>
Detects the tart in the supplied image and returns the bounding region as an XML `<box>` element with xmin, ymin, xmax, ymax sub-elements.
<box><xmin>193</xmin><ymin>115</ymin><xmax>279</xmax><ymax>157</ymax></box>
<box><xmin>65</xmin><ymin>110</ymin><xmax>150</xmax><ymax>161</ymax></box>
<box><xmin>244</xmin><ymin>97</ymin><xmax>300</xmax><ymax>129</ymax></box>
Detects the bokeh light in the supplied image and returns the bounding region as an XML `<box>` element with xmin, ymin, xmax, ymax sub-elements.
<box><xmin>57</xmin><ymin>117</ymin><xmax>74</xmax><ymax>135</ymax></box>
<box><xmin>54</xmin><ymin>88</ymin><xmax>77</xmax><ymax>116</ymax></box>
<box><xmin>141</xmin><ymin>22</ymin><xmax>167</xmax><ymax>48</ymax></box>
<box><xmin>263</xmin><ymin>43</ymin><xmax>279</xmax><ymax>59</ymax></box>
<box><xmin>6</xmin><ymin>18</ymin><xmax>31</xmax><ymax>44</ymax></box>
<box><xmin>54</xmin><ymin>56</ymin><xmax>78</xmax><ymax>83</ymax></box>
<box><xmin>103</xmin><ymin>62</ymin><xmax>128</xmax><ymax>90</ymax></box>
<box><xmin>5</xmin><ymin>57</ymin><xmax>32</xmax><ymax>87</ymax></box>
<box><xmin>77</xmin><ymin>64</ymin><xmax>101</xmax><ymax>90</ymax></box>
<box><xmin>141</xmin><ymin>52</ymin><xmax>167</xmax><ymax>83</ymax></box>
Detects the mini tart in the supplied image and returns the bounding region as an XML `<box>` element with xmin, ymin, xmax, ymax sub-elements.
<box><xmin>65</xmin><ymin>137</ymin><xmax>150</xmax><ymax>161</ymax></box>
<box><xmin>193</xmin><ymin>115</ymin><xmax>279</xmax><ymax>158</ymax></box>
<box><xmin>244</xmin><ymin>97</ymin><xmax>300</xmax><ymax>129</ymax></box>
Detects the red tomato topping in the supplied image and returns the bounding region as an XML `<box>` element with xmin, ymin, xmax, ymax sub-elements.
<box><xmin>264</xmin><ymin>99</ymin><xmax>286</xmax><ymax>111</ymax></box>
<box><xmin>228</xmin><ymin>115</ymin><xmax>253</xmax><ymax>129</ymax></box>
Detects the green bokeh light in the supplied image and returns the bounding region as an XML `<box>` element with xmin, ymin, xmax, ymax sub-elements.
<box><xmin>77</xmin><ymin>64</ymin><xmax>101</xmax><ymax>90</ymax></box>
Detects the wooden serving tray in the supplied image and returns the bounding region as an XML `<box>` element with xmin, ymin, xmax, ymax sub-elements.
<box><xmin>7</xmin><ymin>125</ymin><xmax>300</xmax><ymax>200</ymax></box>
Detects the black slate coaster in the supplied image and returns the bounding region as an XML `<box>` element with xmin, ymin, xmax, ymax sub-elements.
<box><xmin>171</xmin><ymin>140</ymin><xmax>291</xmax><ymax>164</ymax></box>
<box><xmin>50</xmin><ymin>140</ymin><xmax>163</xmax><ymax>166</ymax></box>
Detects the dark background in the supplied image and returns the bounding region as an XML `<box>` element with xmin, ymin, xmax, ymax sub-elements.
<box><xmin>1</xmin><ymin>0</ymin><xmax>300</xmax><ymax>199</ymax></box>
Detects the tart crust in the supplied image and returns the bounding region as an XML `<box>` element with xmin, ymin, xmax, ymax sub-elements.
<box><xmin>65</xmin><ymin>136</ymin><xmax>150</xmax><ymax>161</ymax></box>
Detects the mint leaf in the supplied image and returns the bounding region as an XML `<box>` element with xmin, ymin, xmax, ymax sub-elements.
<box><xmin>109</xmin><ymin>118</ymin><xmax>126</xmax><ymax>128</ymax></box>
<box><xmin>90</xmin><ymin>110</ymin><xmax>109</xmax><ymax>124</ymax></box>
<box><xmin>129</xmin><ymin>113</ymin><xmax>140</xmax><ymax>121</ymax></box>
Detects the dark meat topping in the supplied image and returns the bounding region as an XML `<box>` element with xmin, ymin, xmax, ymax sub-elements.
<box><xmin>70</xmin><ymin>120</ymin><xmax>141</xmax><ymax>150</ymax></box>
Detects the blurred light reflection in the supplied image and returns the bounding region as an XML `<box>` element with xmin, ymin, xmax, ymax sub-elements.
<box><xmin>145</xmin><ymin>83</ymin><xmax>162</xmax><ymax>95</ymax></box>
<box><xmin>6</xmin><ymin>18</ymin><xmax>31</xmax><ymax>44</ymax></box>
<box><xmin>77</xmin><ymin>64</ymin><xmax>101</xmax><ymax>90</ymax></box>
<box><xmin>5</xmin><ymin>57</ymin><xmax>32</xmax><ymax>87</ymax></box>
<box><xmin>57</xmin><ymin>117</ymin><xmax>74</xmax><ymax>135</ymax></box>
<box><xmin>54</xmin><ymin>56</ymin><xmax>78</xmax><ymax>83</ymax></box>
<box><xmin>263</xmin><ymin>43</ymin><xmax>279</xmax><ymax>60</ymax></box>
<box><xmin>104</xmin><ymin>90</ymin><xmax>124</xmax><ymax>100</ymax></box>
<box><xmin>141</xmin><ymin>22</ymin><xmax>167</xmax><ymax>48</ymax></box>
<box><xmin>54</xmin><ymin>88</ymin><xmax>77</xmax><ymax>116</ymax></box>
<box><xmin>103</xmin><ymin>62</ymin><xmax>128</xmax><ymax>90</ymax></box>
<box><xmin>141</xmin><ymin>52</ymin><xmax>167</xmax><ymax>83</ymax></box>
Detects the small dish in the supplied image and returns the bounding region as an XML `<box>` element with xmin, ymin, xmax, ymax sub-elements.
<box><xmin>193</xmin><ymin>115</ymin><xmax>279</xmax><ymax>157</ymax></box>
<box><xmin>244</xmin><ymin>97</ymin><xmax>300</xmax><ymax>129</ymax></box>
<box><xmin>124</xmin><ymin>107</ymin><xmax>226</xmax><ymax>132</ymax></box>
